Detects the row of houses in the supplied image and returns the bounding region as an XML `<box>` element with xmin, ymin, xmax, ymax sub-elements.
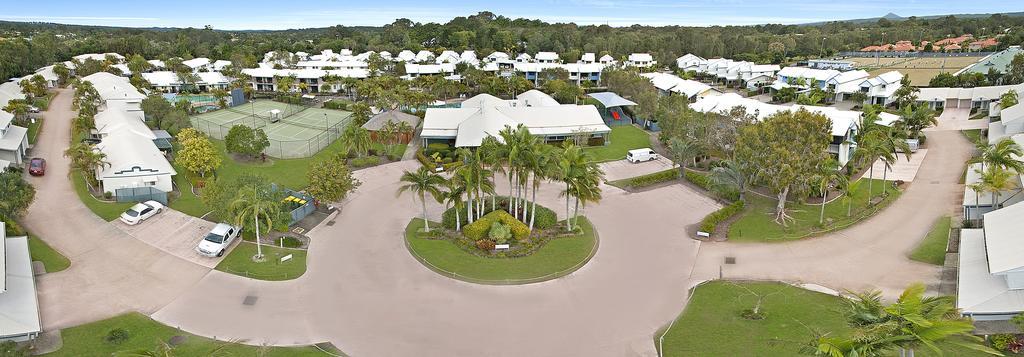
<box><xmin>675</xmin><ymin>54</ymin><xmax>782</xmax><ymax>91</ymax></box>
<box><xmin>81</xmin><ymin>72</ymin><xmax>177</xmax><ymax>198</ymax></box>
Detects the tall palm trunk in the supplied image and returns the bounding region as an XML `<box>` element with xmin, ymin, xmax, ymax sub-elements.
<box><xmin>881</xmin><ymin>163</ymin><xmax>888</xmax><ymax>196</ymax></box>
<box><xmin>819</xmin><ymin>191</ymin><xmax>827</xmax><ymax>225</ymax></box>
<box><xmin>466</xmin><ymin>194</ymin><xmax>473</xmax><ymax>225</ymax></box>
<box><xmin>867</xmin><ymin>164</ymin><xmax>875</xmax><ymax>204</ymax></box>
<box><xmin>455</xmin><ymin>204</ymin><xmax>461</xmax><ymax>230</ymax></box>
<box><xmin>421</xmin><ymin>195</ymin><xmax>430</xmax><ymax>232</ymax></box>
<box><xmin>530</xmin><ymin>181</ymin><xmax>539</xmax><ymax>231</ymax></box>
<box><xmin>565</xmin><ymin>182</ymin><xmax>572</xmax><ymax>231</ymax></box>
<box><xmin>573</xmin><ymin>195</ymin><xmax>581</xmax><ymax>229</ymax></box>
<box><xmin>508</xmin><ymin>172</ymin><xmax>516</xmax><ymax>216</ymax></box>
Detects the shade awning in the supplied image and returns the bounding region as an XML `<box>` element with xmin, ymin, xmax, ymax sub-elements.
<box><xmin>587</xmin><ymin>92</ymin><xmax>637</xmax><ymax>108</ymax></box>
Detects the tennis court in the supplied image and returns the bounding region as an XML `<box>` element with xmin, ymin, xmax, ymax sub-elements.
<box><xmin>191</xmin><ymin>100</ymin><xmax>352</xmax><ymax>158</ymax></box>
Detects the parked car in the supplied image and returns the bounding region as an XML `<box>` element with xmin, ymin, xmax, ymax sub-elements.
<box><xmin>28</xmin><ymin>158</ymin><xmax>45</xmax><ymax>176</ymax></box>
<box><xmin>118</xmin><ymin>200</ymin><xmax>164</xmax><ymax>225</ymax></box>
<box><xmin>626</xmin><ymin>148</ymin><xmax>659</xmax><ymax>163</ymax></box>
<box><xmin>196</xmin><ymin>223</ymin><xmax>241</xmax><ymax>257</ymax></box>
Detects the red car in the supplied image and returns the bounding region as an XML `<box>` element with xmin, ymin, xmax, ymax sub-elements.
<box><xmin>28</xmin><ymin>158</ymin><xmax>45</xmax><ymax>176</ymax></box>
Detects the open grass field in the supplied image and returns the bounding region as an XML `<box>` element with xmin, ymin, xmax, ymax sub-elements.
<box><xmin>583</xmin><ymin>125</ymin><xmax>652</xmax><ymax>162</ymax></box>
<box><xmin>728</xmin><ymin>179</ymin><xmax>900</xmax><ymax>242</ymax></box>
<box><xmin>405</xmin><ymin>217</ymin><xmax>597</xmax><ymax>283</ymax></box>
<box><xmin>847</xmin><ymin>56</ymin><xmax>985</xmax><ymax>86</ymax></box>
<box><xmin>191</xmin><ymin>100</ymin><xmax>352</xmax><ymax>158</ymax></box>
<box><xmin>41</xmin><ymin>312</ymin><xmax>331</xmax><ymax>356</ymax></box>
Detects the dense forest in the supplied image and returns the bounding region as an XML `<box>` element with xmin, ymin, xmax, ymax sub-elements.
<box><xmin>2</xmin><ymin>11</ymin><xmax>1024</xmax><ymax>81</ymax></box>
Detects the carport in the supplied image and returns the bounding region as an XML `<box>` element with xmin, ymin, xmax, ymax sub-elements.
<box><xmin>587</xmin><ymin>92</ymin><xmax>638</xmax><ymax>127</ymax></box>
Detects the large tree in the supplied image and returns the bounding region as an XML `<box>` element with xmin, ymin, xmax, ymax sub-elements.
<box><xmin>0</xmin><ymin>171</ymin><xmax>36</xmax><ymax>220</ymax></box>
<box><xmin>174</xmin><ymin>133</ymin><xmax>221</xmax><ymax>177</ymax></box>
<box><xmin>307</xmin><ymin>155</ymin><xmax>361</xmax><ymax>203</ymax></box>
<box><xmin>735</xmin><ymin>109</ymin><xmax>831</xmax><ymax>224</ymax></box>
<box><xmin>396</xmin><ymin>166</ymin><xmax>445</xmax><ymax>232</ymax></box>
<box><xmin>224</xmin><ymin>125</ymin><xmax>270</xmax><ymax>159</ymax></box>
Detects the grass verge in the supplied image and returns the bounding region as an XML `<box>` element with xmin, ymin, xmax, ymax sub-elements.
<box><xmin>910</xmin><ymin>216</ymin><xmax>952</xmax><ymax>265</ymax></box>
<box><xmin>27</xmin><ymin>235</ymin><xmax>70</xmax><ymax>273</ymax></box>
<box><xmin>405</xmin><ymin>217</ymin><xmax>598</xmax><ymax>283</ymax></box>
<box><xmin>215</xmin><ymin>242</ymin><xmax>307</xmax><ymax>281</ymax></box>
<box><xmin>728</xmin><ymin>179</ymin><xmax>900</xmax><ymax>242</ymax></box>
<box><xmin>41</xmin><ymin>312</ymin><xmax>331</xmax><ymax>356</ymax></box>
<box><xmin>962</xmin><ymin>129</ymin><xmax>983</xmax><ymax>144</ymax></box>
<box><xmin>583</xmin><ymin>125</ymin><xmax>652</xmax><ymax>162</ymax></box>
<box><xmin>70</xmin><ymin>172</ymin><xmax>134</xmax><ymax>222</ymax></box>
<box><xmin>658</xmin><ymin>281</ymin><xmax>852</xmax><ymax>356</ymax></box>
<box><xmin>28</xmin><ymin>117</ymin><xmax>44</xmax><ymax>144</ymax></box>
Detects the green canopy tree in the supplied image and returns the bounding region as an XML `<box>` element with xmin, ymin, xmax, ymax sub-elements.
<box><xmin>735</xmin><ymin>109</ymin><xmax>831</xmax><ymax>225</ymax></box>
<box><xmin>230</xmin><ymin>184</ymin><xmax>282</xmax><ymax>260</ymax></box>
<box><xmin>0</xmin><ymin>170</ymin><xmax>36</xmax><ymax>220</ymax></box>
<box><xmin>306</xmin><ymin>156</ymin><xmax>361</xmax><ymax>203</ymax></box>
<box><xmin>174</xmin><ymin>133</ymin><xmax>221</xmax><ymax>177</ymax></box>
<box><xmin>63</xmin><ymin>142</ymin><xmax>109</xmax><ymax>189</ymax></box>
<box><xmin>224</xmin><ymin>125</ymin><xmax>270</xmax><ymax>159</ymax></box>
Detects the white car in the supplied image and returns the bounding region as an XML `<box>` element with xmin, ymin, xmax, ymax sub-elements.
<box><xmin>119</xmin><ymin>201</ymin><xmax>164</xmax><ymax>225</ymax></box>
<box><xmin>196</xmin><ymin>223</ymin><xmax>241</xmax><ymax>257</ymax></box>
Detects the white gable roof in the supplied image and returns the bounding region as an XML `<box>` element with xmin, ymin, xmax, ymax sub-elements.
<box><xmin>628</xmin><ymin>53</ymin><xmax>653</xmax><ymax>62</ymax></box>
<box><xmin>691</xmin><ymin>93</ymin><xmax>859</xmax><ymax>136</ymax></box>
<box><xmin>535</xmin><ymin>52</ymin><xmax>559</xmax><ymax>61</ymax></box>
<box><xmin>82</xmin><ymin>72</ymin><xmax>145</xmax><ymax>102</ymax></box>
<box><xmin>581</xmin><ymin>53</ymin><xmax>596</xmax><ymax>62</ymax></box>
<box><xmin>983</xmin><ymin>202</ymin><xmax>1024</xmax><ymax>274</ymax></box>
<box><xmin>95</xmin><ymin>129</ymin><xmax>175</xmax><ymax>179</ymax></box>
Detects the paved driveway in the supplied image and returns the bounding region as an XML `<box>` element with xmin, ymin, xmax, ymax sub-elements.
<box><xmin>600</xmin><ymin>156</ymin><xmax>675</xmax><ymax>182</ymax></box>
<box><xmin>115</xmin><ymin>209</ymin><xmax>222</xmax><ymax>268</ymax></box>
<box><xmin>20</xmin><ymin>89</ymin><xmax>210</xmax><ymax>330</ymax></box>
<box><xmin>926</xmin><ymin>108</ymin><xmax>988</xmax><ymax>131</ymax></box>
<box><xmin>866</xmin><ymin>149</ymin><xmax>929</xmax><ymax>182</ymax></box>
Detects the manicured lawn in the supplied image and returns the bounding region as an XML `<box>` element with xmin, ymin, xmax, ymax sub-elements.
<box><xmin>910</xmin><ymin>216</ymin><xmax>952</xmax><ymax>265</ymax></box>
<box><xmin>404</xmin><ymin>217</ymin><xmax>598</xmax><ymax>283</ymax></box>
<box><xmin>168</xmin><ymin>163</ymin><xmax>211</xmax><ymax>218</ymax></box>
<box><xmin>42</xmin><ymin>312</ymin><xmax>331</xmax><ymax>356</ymax></box>
<box><xmin>728</xmin><ymin>179</ymin><xmax>900</xmax><ymax>242</ymax></box>
<box><xmin>583</xmin><ymin>125</ymin><xmax>652</xmax><ymax>162</ymax></box>
<box><xmin>962</xmin><ymin>129</ymin><xmax>983</xmax><ymax>144</ymax></box>
<box><xmin>70</xmin><ymin>172</ymin><xmax>134</xmax><ymax>222</ymax></box>
<box><xmin>27</xmin><ymin>235</ymin><xmax>70</xmax><ymax>273</ymax></box>
<box><xmin>215</xmin><ymin>242</ymin><xmax>307</xmax><ymax>281</ymax></box>
<box><xmin>27</xmin><ymin>117</ymin><xmax>44</xmax><ymax>144</ymax></box>
<box><xmin>658</xmin><ymin>281</ymin><xmax>853</xmax><ymax>356</ymax></box>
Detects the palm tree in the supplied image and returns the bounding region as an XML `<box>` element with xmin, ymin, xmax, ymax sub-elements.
<box><xmin>878</xmin><ymin>126</ymin><xmax>911</xmax><ymax>196</ymax></box>
<box><xmin>841</xmin><ymin>179</ymin><xmax>862</xmax><ymax>217</ymax></box>
<box><xmin>976</xmin><ymin>165</ymin><xmax>1015</xmax><ymax>211</ymax></box>
<box><xmin>710</xmin><ymin>159</ymin><xmax>750</xmax><ymax>202</ymax></box>
<box><xmin>525</xmin><ymin>144</ymin><xmax>557</xmax><ymax>231</ymax></box>
<box><xmin>64</xmin><ymin>143</ymin><xmax>110</xmax><ymax>190</ymax></box>
<box><xmin>812</xmin><ymin>158</ymin><xmax>846</xmax><ymax>225</ymax></box>
<box><xmin>443</xmin><ymin>178</ymin><xmax>467</xmax><ymax>231</ymax></box>
<box><xmin>479</xmin><ymin>136</ymin><xmax>504</xmax><ymax>211</ymax></box>
<box><xmin>229</xmin><ymin>185</ymin><xmax>281</xmax><ymax>260</ymax></box>
<box><xmin>341</xmin><ymin>124</ymin><xmax>372</xmax><ymax>157</ymax></box>
<box><xmin>855</xmin><ymin>130</ymin><xmax>889</xmax><ymax>203</ymax></box>
<box><xmin>557</xmin><ymin>143</ymin><xmax>587</xmax><ymax>231</ymax></box>
<box><xmin>568</xmin><ymin>164</ymin><xmax>603</xmax><ymax>229</ymax></box>
<box><xmin>667</xmin><ymin>137</ymin><xmax>700</xmax><ymax>175</ymax></box>
<box><xmin>498</xmin><ymin>125</ymin><xmax>525</xmax><ymax>220</ymax></box>
<box><xmin>981</xmin><ymin>138</ymin><xmax>1024</xmax><ymax>173</ymax></box>
<box><xmin>397</xmin><ymin>167</ymin><xmax>446</xmax><ymax>232</ymax></box>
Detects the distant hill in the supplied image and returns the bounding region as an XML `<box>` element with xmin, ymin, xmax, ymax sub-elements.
<box><xmin>803</xmin><ymin>11</ymin><xmax>1024</xmax><ymax>26</ymax></box>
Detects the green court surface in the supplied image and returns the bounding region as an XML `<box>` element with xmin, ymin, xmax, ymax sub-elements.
<box><xmin>191</xmin><ymin>100</ymin><xmax>352</xmax><ymax>158</ymax></box>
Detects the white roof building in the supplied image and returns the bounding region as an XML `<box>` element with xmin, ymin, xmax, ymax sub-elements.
<box><xmin>436</xmin><ymin>50</ymin><xmax>460</xmax><ymax>64</ymax></box>
<box><xmin>402</xmin><ymin>63</ymin><xmax>456</xmax><ymax>78</ymax></box>
<box><xmin>641</xmin><ymin>72</ymin><xmax>720</xmax><ymax>100</ymax></box>
<box><xmin>959</xmin><ymin>201</ymin><xmax>1024</xmax><ymax>320</ymax></box>
<box><xmin>397</xmin><ymin>50</ymin><xmax>417</xmax><ymax>62</ymax></box>
<box><xmin>415</xmin><ymin>50</ymin><xmax>435</xmax><ymax>63</ymax></box>
<box><xmin>515</xmin><ymin>53</ymin><xmax>533</xmax><ymax>62</ymax></box>
<box><xmin>94</xmin><ymin>127</ymin><xmax>175</xmax><ymax>195</ymax></box>
<box><xmin>676</xmin><ymin>54</ymin><xmax>707</xmax><ymax>71</ymax></box>
<box><xmin>581</xmin><ymin>53</ymin><xmax>596</xmax><ymax>64</ymax></box>
<box><xmin>182</xmin><ymin>57</ymin><xmax>212</xmax><ymax>72</ymax></box>
<box><xmin>486</xmin><ymin>52</ymin><xmax>510</xmax><ymax>62</ymax></box>
<box><xmin>774</xmin><ymin>66</ymin><xmax>841</xmax><ymax>89</ymax></box>
<box><xmin>82</xmin><ymin>72</ymin><xmax>146</xmax><ymax>103</ymax></box>
<box><xmin>626</xmin><ymin>53</ymin><xmax>656</xmax><ymax>68</ymax></box>
<box><xmin>0</xmin><ymin>223</ymin><xmax>41</xmax><ymax>342</ymax></box>
<box><xmin>73</xmin><ymin>53</ymin><xmax>124</xmax><ymax>63</ymax></box>
<box><xmin>0</xmin><ymin>80</ymin><xmax>29</xmax><ymax>165</ymax></box>
<box><xmin>535</xmin><ymin>52</ymin><xmax>560</xmax><ymax>63</ymax></box>
<box><xmin>599</xmin><ymin>54</ymin><xmax>616</xmax><ymax>65</ymax></box>
<box><xmin>828</xmin><ymin>70</ymin><xmax>870</xmax><ymax>95</ymax></box>
<box><xmin>859</xmin><ymin>71</ymin><xmax>904</xmax><ymax>106</ymax></box>
<box><xmin>421</xmin><ymin>91</ymin><xmax>611</xmax><ymax>147</ymax></box>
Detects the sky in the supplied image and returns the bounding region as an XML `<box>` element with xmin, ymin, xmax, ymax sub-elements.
<box><xmin>2</xmin><ymin>1</ymin><xmax>1022</xmax><ymax>30</ymax></box>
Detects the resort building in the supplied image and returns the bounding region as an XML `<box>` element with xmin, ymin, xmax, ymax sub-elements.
<box><xmin>675</xmin><ymin>53</ymin><xmax>706</xmax><ymax>72</ymax></box>
<box><xmin>0</xmin><ymin>223</ymin><xmax>41</xmax><ymax>342</ymax></box>
<box><xmin>917</xmin><ymin>83</ymin><xmax>1024</xmax><ymax>111</ymax></box>
<box><xmin>0</xmin><ymin>81</ymin><xmax>29</xmax><ymax>166</ymax></box>
<box><xmin>142</xmin><ymin>71</ymin><xmax>231</xmax><ymax>93</ymax></box>
<box><xmin>956</xmin><ymin>46</ymin><xmax>1024</xmax><ymax>78</ymax></box>
<box><xmin>420</xmin><ymin>91</ymin><xmax>611</xmax><ymax>147</ymax></box>
<box><xmin>959</xmin><ymin>201</ymin><xmax>1024</xmax><ymax>321</ymax></box>
<box><xmin>641</xmin><ymin>72</ymin><xmax>720</xmax><ymax>101</ymax></box>
<box><xmin>807</xmin><ymin>59</ymin><xmax>855</xmax><ymax>71</ymax></box>
<box><xmin>535</xmin><ymin>52</ymin><xmax>560</xmax><ymax>64</ymax></box>
<box><xmin>626</xmin><ymin>53</ymin><xmax>656</xmax><ymax>68</ymax></box>
<box><xmin>858</xmin><ymin>71</ymin><xmax>904</xmax><ymax>106</ymax></box>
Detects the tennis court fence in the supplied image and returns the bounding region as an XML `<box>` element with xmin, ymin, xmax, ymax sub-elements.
<box><xmin>192</xmin><ymin>112</ymin><xmax>345</xmax><ymax>159</ymax></box>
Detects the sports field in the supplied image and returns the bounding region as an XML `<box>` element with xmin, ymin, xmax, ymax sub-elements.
<box><xmin>191</xmin><ymin>100</ymin><xmax>352</xmax><ymax>158</ymax></box>
<box><xmin>847</xmin><ymin>55</ymin><xmax>984</xmax><ymax>86</ymax></box>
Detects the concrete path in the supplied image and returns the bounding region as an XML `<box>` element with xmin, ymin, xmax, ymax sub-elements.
<box><xmin>20</xmin><ymin>89</ymin><xmax>210</xmax><ymax>330</ymax></box>
<box><xmin>600</xmin><ymin>156</ymin><xmax>674</xmax><ymax>182</ymax></box>
<box><xmin>114</xmin><ymin>209</ymin><xmax>222</xmax><ymax>269</ymax></box>
<box><xmin>866</xmin><ymin>149</ymin><xmax>929</xmax><ymax>182</ymax></box>
<box><xmin>926</xmin><ymin>108</ymin><xmax>988</xmax><ymax>131</ymax></box>
<box><xmin>28</xmin><ymin>87</ymin><xmax>974</xmax><ymax>356</ymax></box>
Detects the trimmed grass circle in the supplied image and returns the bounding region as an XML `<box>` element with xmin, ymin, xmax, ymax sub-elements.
<box><xmin>404</xmin><ymin>217</ymin><xmax>599</xmax><ymax>285</ymax></box>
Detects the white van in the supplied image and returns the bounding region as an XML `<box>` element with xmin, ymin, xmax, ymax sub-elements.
<box><xmin>626</xmin><ymin>148</ymin><xmax>658</xmax><ymax>163</ymax></box>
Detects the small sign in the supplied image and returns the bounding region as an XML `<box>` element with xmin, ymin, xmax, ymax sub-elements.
<box><xmin>495</xmin><ymin>244</ymin><xmax>510</xmax><ymax>251</ymax></box>
<box><xmin>280</xmin><ymin>254</ymin><xmax>293</xmax><ymax>262</ymax></box>
<box><xmin>696</xmin><ymin>231</ymin><xmax>710</xmax><ymax>238</ymax></box>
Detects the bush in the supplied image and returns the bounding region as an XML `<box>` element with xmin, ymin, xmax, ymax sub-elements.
<box><xmin>699</xmin><ymin>200</ymin><xmax>745</xmax><ymax>234</ymax></box>
<box><xmin>991</xmin><ymin>334</ymin><xmax>1017</xmax><ymax>352</ymax></box>
<box><xmin>684</xmin><ymin>170</ymin><xmax>712</xmax><ymax>190</ymax></box>
<box><xmin>349</xmin><ymin>156</ymin><xmax>381</xmax><ymax>168</ymax></box>
<box><xmin>587</xmin><ymin>136</ymin><xmax>605</xmax><ymax>147</ymax></box>
<box><xmin>462</xmin><ymin>210</ymin><xmax>529</xmax><ymax>241</ymax></box>
<box><xmin>103</xmin><ymin>191</ymin><xmax>113</xmax><ymax>199</ymax></box>
<box><xmin>105</xmin><ymin>328</ymin><xmax>130</xmax><ymax>344</ymax></box>
<box><xmin>488</xmin><ymin>221</ymin><xmax>511</xmax><ymax>244</ymax></box>
<box><xmin>441</xmin><ymin>197</ymin><xmax>557</xmax><ymax>230</ymax></box>
<box><xmin>616</xmin><ymin>169</ymin><xmax>679</xmax><ymax>188</ymax></box>
<box><xmin>475</xmin><ymin>239</ymin><xmax>496</xmax><ymax>251</ymax></box>
<box><xmin>426</xmin><ymin>143</ymin><xmax>450</xmax><ymax>151</ymax></box>
<box><xmin>2</xmin><ymin>217</ymin><xmax>25</xmax><ymax>236</ymax></box>
<box><xmin>323</xmin><ymin>100</ymin><xmax>349</xmax><ymax>110</ymax></box>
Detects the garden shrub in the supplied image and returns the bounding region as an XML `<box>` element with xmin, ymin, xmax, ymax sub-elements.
<box><xmin>684</xmin><ymin>170</ymin><xmax>711</xmax><ymax>190</ymax></box>
<box><xmin>442</xmin><ymin>197</ymin><xmax>557</xmax><ymax>230</ymax></box>
<box><xmin>105</xmin><ymin>328</ymin><xmax>130</xmax><ymax>344</ymax></box>
<box><xmin>2</xmin><ymin>218</ymin><xmax>25</xmax><ymax>236</ymax></box>
<box><xmin>426</xmin><ymin>143</ymin><xmax>450</xmax><ymax>151</ymax></box>
<box><xmin>323</xmin><ymin>100</ymin><xmax>349</xmax><ymax>110</ymax></box>
<box><xmin>461</xmin><ymin>210</ymin><xmax>529</xmax><ymax>241</ymax></box>
<box><xmin>349</xmin><ymin>156</ymin><xmax>381</xmax><ymax>168</ymax></box>
<box><xmin>488</xmin><ymin>221</ymin><xmax>511</xmax><ymax>244</ymax></box>
<box><xmin>699</xmin><ymin>200</ymin><xmax>745</xmax><ymax>233</ymax></box>
<box><xmin>475</xmin><ymin>239</ymin><xmax>496</xmax><ymax>251</ymax></box>
<box><xmin>991</xmin><ymin>334</ymin><xmax>1017</xmax><ymax>352</ymax></box>
<box><xmin>618</xmin><ymin>169</ymin><xmax>678</xmax><ymax>188</ymax></box>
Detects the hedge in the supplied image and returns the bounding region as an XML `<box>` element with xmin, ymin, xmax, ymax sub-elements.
<box><xmin>684</xmin><ymin>170</ymin><xmax>712</xmax><ymax>190</ymax></box>
<box><xmin>442</xmin><ymin>196</ymin><xmax>557</xmax><ymax>230</ymax></box>
<box><xmin>349</xmin><ymin>156</ymin><xmax>380</xmax><ymax>168</ymax></box>
<box><xmin>699</xmin><ymin>200</ymin><xmax>745</xmax><ymax>234</ymax></box>
<box><xmin>463</xmin><ymin>210</ymin><xmax>530</xmax><ymax>241</ymax></box>
<box><xmin>323</xmin><ymin>99</ymin><xmax>350</xmax><ymax>110</ymax></box>
<box><xmin>613</xmin><ymin>169</ymin><xmax>679</xmax><ymax>188</ymax></box>
<box><xmin>416</xmin><ymin>148</ymin><xmax>461</xmax><ymax>171</ymax></box>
